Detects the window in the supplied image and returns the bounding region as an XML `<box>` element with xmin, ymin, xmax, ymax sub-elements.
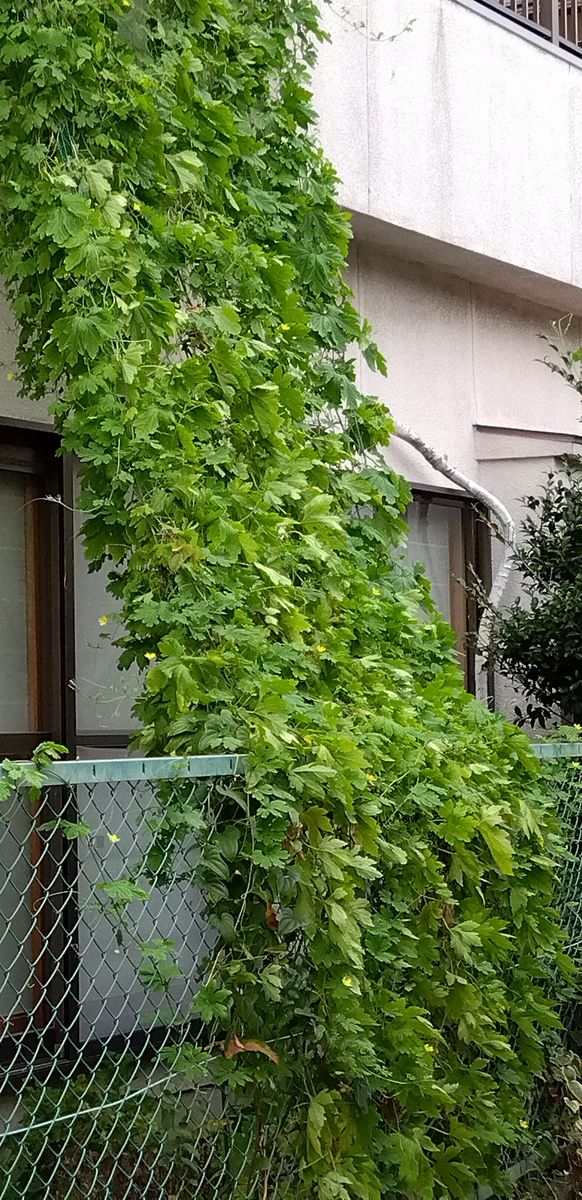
<box><xmin>0</xmin><ymin>425</ymin><xmax>140</xmax><ymax>758</ymax></box>
<box><xmin>404</xmin><ymin>490</ymin><xmax>491</xmax><ymax>693</ymax></box>
<box><xmin>72</xmin><ymin>471</ymin><xmax>141</xmax><ymax>747</ymax></box>
<box><xmin>0</xmin><ymin>431</ymin><xmax>61</xmax><ymax>759</ymax></box>
<box><xmin>0</xmin><ymin>425</ymin><xmax>145</xmax><ymax>1056</ymax></box>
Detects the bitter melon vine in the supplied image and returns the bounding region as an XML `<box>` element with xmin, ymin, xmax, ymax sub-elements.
<box><xmin>0</xmin><ymin>2</ymin><xmax>570</xmax><ymax>1196</ymax></box>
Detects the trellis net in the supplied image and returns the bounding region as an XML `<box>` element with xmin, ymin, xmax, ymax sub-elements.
<box><xmin>0</xmin><ymin>745</ymin><xmax>579</xmax><ymax>1198</ymax></box>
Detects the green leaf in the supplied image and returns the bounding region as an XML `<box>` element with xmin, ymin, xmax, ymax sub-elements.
<box><xmin>102</xmin><ymin>193</ymin><xmax>127</xmax><ymax>226</ymax></box>
<box><xmin>53</xmin><ymin>310</ymin><xmax>116</xmax><ymax>361</ymax></box>
<box><xmin>215</xmin><ymin>825</ymin><xmax>239</xmax><ymax>860</ymax></box>
<box><xmin>168</xmin><ymin>149</ymin><xmax>204</xmax><ymax>192</ymax></box>
<box><xmin>120</xmin><ymin>341</ymin><xmax>144</xmax><ymax>384</ymax></box>
<box><xmin>388</xmin><ymin>1133</ymin><xmax>434</xmax><ymax>1199</ymax></box>
<box><xmin>97</xmin><ymin>880</ymin><xmax>150</xmax><ymax>906</ymax></box>
<box><xmin>84</xmin><ymin>162</ymin><xmax>113</xmax><ymax>204</ymax></box>
<box><xmin>160</xmin><ymin>1044</ymin><xmax>211</xmax><ymax>1079</ymax></box>
<box><xmin>255</xmin><ymin>562</ymin><xmax>292</xmax><ymax>587</ymax></box>
<box><xmin>261</xmin><ymin>962</ymin><xmax>283</xmax><ymax>1001</ymax></box>
<box><xmin>209</xmin><ymin>303</ymin><xmax>240</xmax><ymax>336</ymax></box>
<box><xmin>38</xmin><ymin>819</ymin><xmax>92</xmax><ymax>840</ymax></box>
<box><xmin>449</xmin><ymin>921</ymin><xmax>482</xmax><ymax>963</ymax></box>
<box><xmin>307</xmin><ymin>1092</ymin><xmax>327</xmax><ymax>1155</ymax></box>
<box><xmin>479</xmin><ymin>819</ymin><xmax>514</xmax><ymax>874</ymax></box>
<box><xmin>191</xmin><ymin>980</ymin><xmax>232</xmax><ymax>1023</ymax></box>
<box><xmin>250</xmin><ymin>385</ymin><xmax>281</xmax><ymax>436</ymax></box>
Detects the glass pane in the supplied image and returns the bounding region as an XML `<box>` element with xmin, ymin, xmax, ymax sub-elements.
<box><xmin>0</xmin><ymin>474</ymin><xmax>30</xmax><ymax>732</ymax></box>
<box><xmin>74</xmin><ymin>482</ymin><xmax>142</xmax><ymax>733</ymax></box>
<box><xmin>405</xmin><ymin>500</ymin><xmax>464</xmax><ymax>629</ymax></box>
<box><xmin>0</xmin><ymin>792</ymin><xmax>35</xmax><ymax>1019</ymax></box>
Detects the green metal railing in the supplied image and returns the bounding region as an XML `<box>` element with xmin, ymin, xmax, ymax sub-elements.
<box><xmin>0</xmin><ymin>744</ymin><xmax>579</xmax><ymax>1198</ymax></box>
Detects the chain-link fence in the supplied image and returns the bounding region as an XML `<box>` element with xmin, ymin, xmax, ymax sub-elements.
<box><xmin>0</xmin><ymin>753</ymin><xmax>298</xmax><ymax>1200</ymax></box>
<box><xmin>532</xmin><ymin>741</ymin><xmax>582</xmax><ymax>1042</ymax></box>
<box><xmin>0</xmin><ymin>745</ymin><xmax>579</xmax><ymax>1198</ymax></box>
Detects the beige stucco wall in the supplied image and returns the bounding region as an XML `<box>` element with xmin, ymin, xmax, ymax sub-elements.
<box><xmin>349</xmin><ymin>243</ymin><xmax>582</xmax><ymax>488</ymax></box>
<box><xmin>313</xmin><ymin>0</ymin><xmax>582</xmax><ymax>303</ymax></box>
<box><xmin>0</xmin><ymin>295</ymin><xmax>51</xmax><ymax>425</ymax></box>
<box><xmin>312</xmin><ymin>0</ymin><xmax>582</xmax><ymax>713</ymax></box>
<box><xmin>349</xmin><ymin>241</ymin><xmax>582</xmax><ymax>714</ymax></box>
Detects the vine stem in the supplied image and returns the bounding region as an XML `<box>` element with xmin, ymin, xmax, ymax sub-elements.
<box><xmin>392</xmin><ymin>424</ymin><xmax>517</xmax><ymax>701</ymax></box>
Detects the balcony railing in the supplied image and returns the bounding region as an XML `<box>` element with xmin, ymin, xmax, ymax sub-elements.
<box><xmin>481</xmin><ymin>0</ymin><xmax>582</xmax><ymax>50</ymax></box>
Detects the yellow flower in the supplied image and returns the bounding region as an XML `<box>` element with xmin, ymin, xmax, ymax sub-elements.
<box><xmin>145</xmin><ymin>652</ymin><xmax>156</xmax><ymax>661</ymax></box>
<box><xmin>424</xmin><ymin>1043</ymin><xmax>435</xmax><ymax>1053</ymax></box>
<box><xmin>98</xmin><ymin>615</ymin><xmax>109</xmax><ymax>626</ymax></box>
<box><xmin>366</xmin><ymin>773</ymin><xmax>377</xmax><ymax>782</ymax></box>
<box><xmin>132</xmin><ymin>201</ymin><xmax>142</xmax><ymax>212</ymax></box>
<box><xmin>315</xmin><ymin>644</ymin><xmax>326</xmax><ymax>654</ymax></box>
<box><xmin>342</xmin><ymin>976</ymin><xmax>353</xmax><ymax>987</ymax></box>
<box><xmin>6</xmin><ymin>371</ymin><xmax>14</xmax><ymax>381</ymax></box>
<box><xmin>519</xmin><ymin>1119</ymin><xmax>529</xmax><ymax>1130</ymax></box>
<box><xmin>107</xmin><ymin>833</ymin><xmax>120</xmax><ymax>844</ymax></box>
<box><xmin>279</xmin><ymin>323</ymin><xmax>290</xmax><ymax>331</ymax></box>
<box><xmin>372</xmin><ymin>587</ymin><xmax>380</xmax><ymax>596</ymax></box>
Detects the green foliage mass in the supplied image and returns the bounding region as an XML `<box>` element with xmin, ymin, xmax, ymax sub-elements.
<box><xmin>491</xmin><ymin>458</ymin><xmax>582</xmax><ymax>728</ymax></box>
<box><xmin>0</xmin><ymin>1</ymin><xmax>570</xmax><ymax>1195</ymax></box>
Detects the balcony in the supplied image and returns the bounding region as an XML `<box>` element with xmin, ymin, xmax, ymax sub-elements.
<box><xmin>479</xmin><ymin>0</ymin><xmax>582</xmax><ymax>51</ymax></box>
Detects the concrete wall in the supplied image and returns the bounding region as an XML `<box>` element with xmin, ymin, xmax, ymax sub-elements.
<box><xmin>312</xmin><ymin>0</ymin><xmax>582</xmax><ymax>713</ymax></box>
<box><xmin>313</xmin><ymin>0</ymin><xmax>582</xmax><ymax>309</ymax></box>
<box><xmin>349</xmin><ymin>243</ymin><xmax>582</xmax><ymax>488</ymax></box>
<box><xmin>0</xmin><ymin>296</ymin><xmax>51</xmax><ymax>425</ymax></box>
<box><xmin>348</xmin><ymin>241</ymin><xmax>582</xmax><ymax>712</ymax></box>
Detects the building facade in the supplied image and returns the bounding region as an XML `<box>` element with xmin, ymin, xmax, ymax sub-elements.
<box><xmin>0</xmin><ymin>0</ymin><xmax>582</xmax><ymax>767</ymax></box>
<box><xmin>312</xmin><ymin>0</ymin><xmax>582</xmax><ymax>709</ymax></box>
<box><xmin>0</xmin><ymin>0</ymin><xmax>581</xmax><ymax>1077</ymax></box>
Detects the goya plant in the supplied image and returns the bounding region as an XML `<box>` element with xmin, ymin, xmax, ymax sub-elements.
<box><xmin>0</xmin><ymin>2</ymin><xmax>570</xmax><ymax>1196</ymax></box>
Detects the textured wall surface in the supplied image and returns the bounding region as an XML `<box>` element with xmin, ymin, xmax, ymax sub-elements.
<box><xmin>313</xmin><ymin>0</ymin><xmax>582</xmax><ymax>293</ymax></box>
<box><xmin>348</xmin><ymin>244</ymin><xmax>582</xmax><ymax>486</ymax></box>
<box><xmin>0</xmin><ymin>295</ymin><xmax>51</xmax><ymax>425</ymax></box>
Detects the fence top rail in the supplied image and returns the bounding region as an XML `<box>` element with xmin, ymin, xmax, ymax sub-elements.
<box><xmin>0</xmin><ymin>742</ymin><xmax>578</xmax><ymax>787</ymax></box>
<box><xmin>531</xmin><ymin>741</ymin><xmax>582</xmax><ymax>760</ymax></box>
<box><xmin>0</xmin><ymin>753</ymin><xmax>248</xmax><ymax>787</ymax></box>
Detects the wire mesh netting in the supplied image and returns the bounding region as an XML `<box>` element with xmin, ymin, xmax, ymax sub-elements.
<box><xmin>0</xmin><ymin>745</ymin><xmax>579</xmax><ymax>1198</ymax></box>
<box><xmin>0</xmin><ymin>753</ymin><xmax>301</xmax><ymax>1200</ymax></box>
<box><xmin>533</xmin><ymin>742</ymin><xmax>582</xmax><ymax>1039</ymax></box>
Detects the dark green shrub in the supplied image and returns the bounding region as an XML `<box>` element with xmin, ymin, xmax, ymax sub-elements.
<box><xmin>490</xmin><ymin>460</ymin><xmax>582</xmax><ymax>728</ymax></box>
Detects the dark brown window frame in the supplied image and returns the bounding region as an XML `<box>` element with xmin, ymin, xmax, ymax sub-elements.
<box><xmin>0</xmin><ymin>423</ymin><xmax>137</xmax><ymax>1064</ymax></box>
<box><xmin>409</xmin><ymin>485</ymin><xmax>492</xmax><ymax>699</ymax></box>
<box><xmin>0</xmin><ymin>423</ymin><xmax>62</xmax><ymax>760</ymax></box>
<box><xmin>0</xmin><ymin>422</ymin><xmax>135</xmax><ymax>759</ymax></box>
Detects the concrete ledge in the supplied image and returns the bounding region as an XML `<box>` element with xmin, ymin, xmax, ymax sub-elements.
<box><xmin>349</xmin><ymin>211</ymin><xmax>582</xmax><ymax>317</ymax></box>
<box><xmin>474</xmin><ymin>424</ymin><xmax>582</xmax><ymax>461</ymax></box>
